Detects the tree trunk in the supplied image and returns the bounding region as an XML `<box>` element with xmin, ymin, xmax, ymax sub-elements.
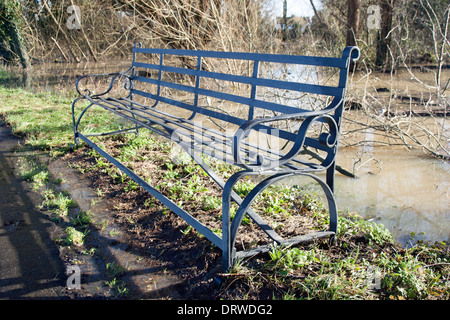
<box><xmin>346</xmin><ymin>0</ymin><xmax>360</xmax><ymax>70</ymax></box>
<box><xmin>9</xmin><ymin>22</ymin><xmax>31</xmax><ymax>70</ymax></box>
<box><xmin>0</xmin><ymin>0</ymin><xmax>31</xmax><ymax>70</ymax></box>
<box><xmin>375</xmin><ymin>0</ymin><xmax>395</xmax><ymax>71</ymax></box>
<box><xmin>346</xmin><ymin>0</ymin><xmax>360</xmax><ymax>47</ymax></box>
<box><xmin>282</xmin><ymin>0</ymin><xmax>287</xmax><ymax>42</ymax></box>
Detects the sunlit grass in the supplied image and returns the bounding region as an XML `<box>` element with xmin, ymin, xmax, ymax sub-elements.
<box><xmin>0</xmin><ymin>86</ymin><xmax>124</xmax><ymax>155</ymax></box>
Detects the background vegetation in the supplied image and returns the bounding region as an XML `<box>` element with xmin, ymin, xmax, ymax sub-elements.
<box><xmin>0</xmin><ymin>0</ymin><xmax>448</xmax><ymax>69</ymax></box>
<box><xmin>1</xmin><ymin>1</ymin><xmax>449</xmax><ymax>161</ymax></box>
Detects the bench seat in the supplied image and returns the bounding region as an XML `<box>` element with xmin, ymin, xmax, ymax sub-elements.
<box><xmin>84</xmin><ymin>95</ymin><xmax>330</xmax><ymax>173</ymax></box>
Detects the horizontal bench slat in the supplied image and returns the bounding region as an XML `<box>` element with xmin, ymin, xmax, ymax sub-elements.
<box><xmin>132</xmin><ymin>61</ymin><xmax>344</xmax><ymax>95</ymax></box>
<box><xmin>133</xmin><ymin>47</ymin><xmax>347</xmax><ymax>68</ymax></box>
<box><xmin>132</xmin><ymin>75</ymin><xmax>329</xmax><ymax>115</ymax></box>
<box><xmin>131</xmin><ymin>88</ymin><xmax>333</xmax><ymax>152</ymax></box>
<box><xmin>131</xmin><ymin>88</ymin><xmax>247</xmax><ymax>126</ymax></box>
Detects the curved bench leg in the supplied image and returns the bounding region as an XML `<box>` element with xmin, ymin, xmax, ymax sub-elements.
<box><xmin>222</xmin><ymin>171</ymin><xmax>338</xmax><ymax>272</ymax></box>
<box><xmin>222</xmin><ymin>170</ymin><xmax>252</xmax><ymax>271</ymax></box>
<box><xmin>71</xmin><ymin>97</ymin><xmax>87</xmax><ymax>148</ymax></box>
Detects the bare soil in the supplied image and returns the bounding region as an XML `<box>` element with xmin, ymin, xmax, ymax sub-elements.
<box><xmin>54</xmin><ymin>136</ymin><xmax>327</xmax><ymax>299</ymax></box>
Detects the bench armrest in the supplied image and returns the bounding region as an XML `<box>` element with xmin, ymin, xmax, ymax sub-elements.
<box><xmin>232</xmin><ymin>108</ymin><xmax>339</xmax><ymax>171</ymax></box>
<box><xmin>75</xmin><ymin>67</ymin><xmax>133</xmax><ymax>98</ymax></box>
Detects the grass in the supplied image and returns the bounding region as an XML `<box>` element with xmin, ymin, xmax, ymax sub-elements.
<box><xmin>0</xmin><ymin>85</ymin><xmax>125</xmax><ymax>156</ymax></box>
<box><xmin>222</xmin><ymin>214</ymin><xmax>450</xmax><ymax>300</ymax></box>
<box><xmin>0</xmin><ymin>86</ymin><xmax>74</xmax><ymax>152</ymax></box>
<box><xmin>63</xmin><ymin>226</ymin><xmax>87</xmax><ymax>246</ymax></box>
<box><xmin>41</xmin><ymin>189</ymin><xmax>77</xmax><ymax>217</ymax></box>
<box><xmin>0</xmin><ymin>82</ymin><xmax>449</xmax><ymax>300</ymax></box>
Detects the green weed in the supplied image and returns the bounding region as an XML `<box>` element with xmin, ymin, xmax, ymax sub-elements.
<box><xmin>124</xmin><ymin>180</ymin><xmax>139</xmax><ymax>192</ymax></box>
<box><xmin>269</xmin><ymin>246</ymin><xmax>318</xmax><ymax>272</ymax></box>
<box><xmin>105</xmin><ymin>278</ymin><xmax>129</xmax><ymax>297</ymax></box>
<box><xmin>106</xmin><ymin>262</ymin><xmax>126</xmax><ymax>277</ymax></box>
<box><xmin>41</xmin><ymin>189</ymin><xmax>76</xmax><ymax>217</ymax></box>
<box><xmin>63</xmin><ymin>227</ymin><xmax>86</xmax><ymax>246</ymax></box>
<box><xmin>337</xmin><ymin>213</ymin><xmax>394</xmax><ymax>245</ymax></box>
<box><xmin>71</xmin><ymin>210</ymin><xmax>92</xmax><ymax>227</ymax></box>
<box><xmin>201</xmin><ymin>195</ymin><xmax>222</xmax><ymax>211</ymax></box>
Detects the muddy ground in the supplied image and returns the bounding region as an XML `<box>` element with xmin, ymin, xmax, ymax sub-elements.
<box><xmin>0</xmin><ymin>123</ymin><xmax>334</xmax><ymax>300</ymax></box>
<box><xmin>0</xmin><ymin>125</ymin><xmax>225</xmax><ymax>299</ymax></box>
<box><xmin>2</xmin><ymin>123</ymin><xmax>449</xmax><ymax>302</ymax></box>
<box><xmin>0</xmin><ymin>125</ymin><xmax>67</xmax><ymax>299</ymax></box>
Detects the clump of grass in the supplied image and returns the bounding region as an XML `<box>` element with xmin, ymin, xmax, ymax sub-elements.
<box><xmin>233</xmin><ymin>181</ymin><xmax>256</xmax><ymax>197</ymax></box>
<box><xmin>41</xmin><ymin>189</ymin><xmax>77</xmax><ymax>217</ymax></box>
<box><xmin>124</xmin><ymin>179</ymin><xmax>139</xmax><ymax>192</ymax></box>
<box><xmin>63</xmin><ymin>227</ymin><xmax>86</xmax><ymax>246</ymax></box>
<box><xmin>268</xmin><ymin>246</ymin><xmax>318</xmax><ymax>272</ymax></box>
<box><xmin>337</xmin><ymin>213</ymin><xmax>395</xmax><ymax>246</ymax></box>
<box><xmin>201</xmin><ymin>195</ymin><xmax>222</xmax><ymax>211</ymax></box>
<box><xmin>105</xmin><ymin>278</ymin><xmax>129</xmax><ymax>297</ymax></box>
<box><xmin>19</xmin><ymin>157</ymin><xmax>50</xmax><ymax>190</ymax></box>
<box><xmin>71</xmin><ymin>210</ymin><xmax>92</xmax><ymax>227</ymax></box>
<box><xmin>106</xmin><ymin>262</ymin><xmax>126</xmax><ymax>277</ymax></box>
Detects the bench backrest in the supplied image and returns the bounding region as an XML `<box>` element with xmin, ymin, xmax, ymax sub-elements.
<box><xmin>130</xmin><ymin>44</ymin><xmax>359</xmax><ymax>153</ymax></box>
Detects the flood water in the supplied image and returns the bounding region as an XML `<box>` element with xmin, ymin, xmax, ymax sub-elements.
<box><xmin>335</xmin><ymin>147</ymin><xmax>449</xmax><ymax>244</ymax></box>
<box><xmin>3</xmin><ymin>60</ymin><xmax>449</xmax><ymax>245</ymax></box>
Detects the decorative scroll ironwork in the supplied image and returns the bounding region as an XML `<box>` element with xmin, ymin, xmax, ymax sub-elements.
<box><xmin>232</xmin><ymin>112</ymin><xmax>340</xmax><ymax>172</ymax></box>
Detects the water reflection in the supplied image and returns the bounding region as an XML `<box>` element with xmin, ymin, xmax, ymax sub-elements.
<box><xmin>284</xmin><ymin>147</ymin><xmax>449</xmax><ymax>245</ymax></box>
<box><xmin>2</xmin><ymin>61</ymin><xmax>130</xmax><ymax>92</ymax></box>
<box><xmin>335</xmin><ymin>148</ymin><xmax>449</xmax><ymax>244</ymax></box>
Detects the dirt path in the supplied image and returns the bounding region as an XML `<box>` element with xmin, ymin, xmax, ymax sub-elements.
<box><xmin>0</xmin><ymin>125</ymin><xmax>66</xmax><ymax>299</ymax></box>
<box><xmin>47</xmin><ymin>156</ymin><xmax>188</xmax><ymax>299</ymax></box>
<box><xmin>0</xmin><ymin>124</ymin><xmax>201</xmax><ymax>299</ymax></box>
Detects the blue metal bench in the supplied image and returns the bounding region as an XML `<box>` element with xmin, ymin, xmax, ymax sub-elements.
<box><xmin>71</xmin><ymin>43</ymin><xmax>360</xmax><ymax>271</ymax></box>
